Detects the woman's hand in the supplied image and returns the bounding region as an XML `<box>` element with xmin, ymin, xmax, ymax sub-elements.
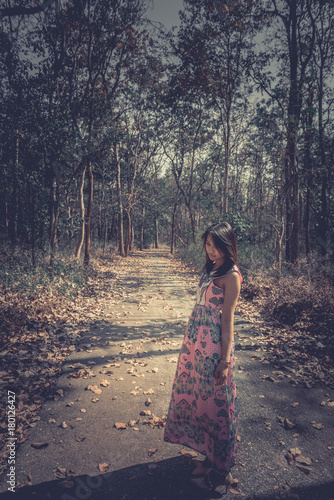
<box><xmin>214</xmin><ymin>361</ymin><xmax>229</xmax><ymax>385</ymax></box>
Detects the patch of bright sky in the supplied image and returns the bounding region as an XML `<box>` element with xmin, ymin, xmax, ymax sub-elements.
<box><xmin>147</xmin><ymin>0</ymin><xmax>184</xmax><ymax>30</ymax></box>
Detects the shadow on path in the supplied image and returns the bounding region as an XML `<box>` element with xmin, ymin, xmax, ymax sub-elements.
<box><xmin>1</xmin><ymin>455</ymin><xmax>333</xmax><ymax>500</ymax></box>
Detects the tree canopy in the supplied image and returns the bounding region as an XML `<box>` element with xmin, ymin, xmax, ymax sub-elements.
<box><xmin>0</xmin><ymin>0</ymin><xmax>333</xmax><ymax>268</ymax></box>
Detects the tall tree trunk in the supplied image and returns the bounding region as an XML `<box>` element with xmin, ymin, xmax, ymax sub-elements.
<box><xmin>221</xmin><ymin>113</ymin><xmax>231</xmax><ymax>215</ymax></box>
<box><xmin>98</xmin><ymin>179</ymin><xmax>102</xmax><ymax>241</ymax></box>
<box><xmin>1</xmin><ymin>175</ymin><xmax>9</xmax><ymax>242</ymax></box>
<box><xmin>125</xmin><ymin>209</ymin><xmax>131</xmax><ymax>257</ymax></box>
<box><xmin>139</xmin><ymin>204</ymin><xmax>145</xmax><ymax>251</ymax></box>
<box><xmin>84</xmin><ymin>160</ymin><xmax>93</xmax><ymax>266</ymax></box>
<box><xmin>318</xmin><ymin>63</ymin><xmax>328</xmax><ymax>255</ymax></box>
<box><xmin>9</xmin><ymin>132</ymin><xmax>19</xmax><ymax>245</ymax></box>
<box><xmin>272</xmin><ymin>222</ymin><xmax>285</xmax><ymax>280</ymax></box>
<box><xmin>115</xmin><ymin>143</ymin><xmax>125</xmax><ymax>256</ymax></box>
<box><xmin>130</xmin><ymin>221</ymin><xmax>134</xmax><ymax>251</ymax></box>
<box><xmin>305</xmin><ymin>182</ymin><xmax>311</xmax><ymax>256</ymax></box>
<box><xmin>170</xmin><ymin>201</ymin><xmax>178</xmax><ymax>254</ymax></box>
<box><xmin>154</xmin><ymin>216</ymin><xmax>159</xmax><ymax>249</ymax></box>
<box><xmin>49</xmin><ymin>174</ymin><xmax>60</xmax><ymax>267</ymax></box>
<box><xmin>284</xmin><ymin>0</ymin><xmax>300</xmax><ymax>263</ymax></box>
<box><xmin>304</xmin><ymin>84</ymin><xmax>314</xmax><ymax>257</ymax></box>
<box><xmin>75</xmin><ymin>166</ymin><xmax>86</xmax><ymax>260</ymax></box>
<box><xmin>27</xmin><ymin>176</ymin><xmax>36</xmax><ymax>268</ymax></box>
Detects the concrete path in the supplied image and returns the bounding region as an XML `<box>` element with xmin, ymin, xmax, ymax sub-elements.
<box><xmin>0</xmin><ymin>249</ymin><xmax>333</xmax><ymax>500</ymax></box>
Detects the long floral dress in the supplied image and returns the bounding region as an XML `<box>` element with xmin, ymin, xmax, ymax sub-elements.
<box><xmin>163</xmin><ymin>266</ymin><xmax>241</xmax><ymax>473</ymax></box>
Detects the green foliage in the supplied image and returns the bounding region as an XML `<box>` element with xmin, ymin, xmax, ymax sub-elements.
<box><xmin>238</xmin><ymin>241</ymin><xmax>275</xmax><ymax>275</ymax></box>
<box><xmin>176</xmin><ymin>236</ymin><xmax>204</xmax><ymax>273</ymax></box>
<box><xmin>0</xmin><ymin>248</ymin><xmax>84</xmax><ymax>298</ymax></box>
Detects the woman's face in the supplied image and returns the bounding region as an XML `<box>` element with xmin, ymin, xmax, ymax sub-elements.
<box><xmin>205</xmin><ymin>233</ymin><xmax>225</xmax><ymax>267</ymax></box>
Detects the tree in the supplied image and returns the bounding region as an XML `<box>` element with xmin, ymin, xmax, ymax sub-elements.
<box><xmin>253</xmin><ymin>0</ymin><xmax>316</xmax><ymax>262</ymax></box>
<box><xmin>175</xmin><ymin>0</ymin><xmax>255</xmax><ymax>215</ymax></box>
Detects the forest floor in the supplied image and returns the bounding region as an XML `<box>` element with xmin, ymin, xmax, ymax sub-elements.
<box><xmin>0</xmin><ymin>248</ymin><xmax>334</xmax><ymax>500</ymax></box>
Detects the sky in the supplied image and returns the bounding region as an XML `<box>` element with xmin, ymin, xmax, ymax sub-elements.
<box><xmin>147</xmin><ymin>0</ymin><xmax>184</xmax><ymax>30</ymax></box>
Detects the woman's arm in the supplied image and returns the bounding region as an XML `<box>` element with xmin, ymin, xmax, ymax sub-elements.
<box><xmin>214</xmin><ymin>271</ymin><xmax>241</xmax><ymax>385</ymax></box>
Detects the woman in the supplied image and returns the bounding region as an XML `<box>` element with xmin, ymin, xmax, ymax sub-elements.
<box><xmin>164</xmin><ymin>222</ymin><xmax>242</xmax><ymax>492</ymax></box>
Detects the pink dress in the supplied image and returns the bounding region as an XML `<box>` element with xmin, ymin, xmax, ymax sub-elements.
<box><xmin>164</xmin><ymin>266</ymin><xmax>241</xmax><ymax>472</ymax></box>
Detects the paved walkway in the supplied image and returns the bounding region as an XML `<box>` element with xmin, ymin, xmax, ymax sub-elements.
<box><xmin>0</xmin><ymin>249</ymin><xmax>333</xmax><ymax>500</ymax></box>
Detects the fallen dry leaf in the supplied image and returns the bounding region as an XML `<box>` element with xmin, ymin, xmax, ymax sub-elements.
<box><xmin>86</xmin><ymin>385</ymin><xmax>102</xmax><ymax>395</ymax></box>
<box><xmin>259</xmin><ymin>464</ymin><xmax>275</xmax><ymax>470</ymax></box>
<box><xmin>52</xmin><ymin>467</ymin><xmax>68</xmax><ymax>479</ymax></box>
<box><xmin>289</xmin><ymin>448</ymin><xmax>302</xmax><ymax>457</ymax></box>
<box><xmin>311</xmin><ymin>422</ymin><xmax>324</xmax><ymax>430</ymax></box>
<box><xmin>114</xmin><ymin>422</ymin><xmax>127</xmax><ymax>430</ymax></box>
<box><xmin>286</xmin><ymin>452</ymin><xmax>294</xmax><ymax>465</ymax></box>
<box><xmin>98</xmin><ymin>463</ymin><xmax>110</xmax><ymax>472</ymax></box>
<box><xmin>148</xmin><ymin>448</ymin><xmax>158</xmax><ymax>457</ymax></box>
<box><xmin>100</xmin><ymin>380</ymin><xmax>110</xmax><ymax>387</ymax></box>
<box><xmin>140</xmin><ymin>410</ymin><xmax>152</xmax><ymax>416</ymax></box>
<box><xmin>147</xmin><ymin>368</ymin><xmax>159</xmax><ymax>373</ymax></box>
<box><xmin>296</xmin><ymin>455</ymin><xmax>312</xmax><ymax>466</ymax></box>
<box><xmin>229</xmin><ymin>488</ymin><xmax>244</xmax><ymax>495</ymax></box>
<box><xmin>277</xmin><ymin>416</ymin><xmax>296</xmax><ymax>430</ymax></box>
<box><xmin>30</xmin><ymin>442</ymin><xmax>49</xmax><ymax>449</ymax></box>
<box><xmin>296</xmin><ymin>464</ymin><xmax>311</xmax><ymax>475</ymax></box>
<box><xmin>262</xmin><ymin>375</ymin><xmax>276</xmax><ymax>382</ymax></box>
<box><xmin>180</xmin><ymin>448</ymin><xmax>198</xmax><ymax>458</ymax></box>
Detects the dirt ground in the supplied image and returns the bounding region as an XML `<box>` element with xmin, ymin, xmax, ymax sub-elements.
<box><xmin>0</xmin><ymin>249</ymin><xmax>333</xmax><ymax>500</ymax></box>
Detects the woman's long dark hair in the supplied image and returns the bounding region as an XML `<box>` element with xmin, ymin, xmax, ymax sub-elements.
<box><xmin>202</xmin><ymin>222</ymin><xmax>238</xmax><ymax>277</ymax></box>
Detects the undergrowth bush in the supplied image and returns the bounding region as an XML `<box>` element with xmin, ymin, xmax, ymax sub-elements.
<box><xmin>241</xmin><ymin>255</ymin><xmax>334</xmax><ymax>336</ymax></box>
<box><xmin>176</xmin><ymin>239</ymin><xmax>205</xmax><ymax>273</ymax></box>
<box><xmin>176</xmin><ymin>236</ymin><xmax>274</xmax><ymax>276</ymax></box>
<box><xmin>177</xmin><ymin>237</ymin><xmax>334</xmax><ymax>339</ymax></box>
<box><xmin>0</xmin><ymin>246</ymin><xmax>85</xmax><ymax>298</ymax></box>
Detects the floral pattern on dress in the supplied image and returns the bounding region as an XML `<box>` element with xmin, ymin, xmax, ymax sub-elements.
<box><xmin>164</xmin><ymin>266</ymin><xmax>241</xmax><ymax>473</ymax></box>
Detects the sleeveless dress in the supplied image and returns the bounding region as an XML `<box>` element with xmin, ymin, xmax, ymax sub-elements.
<box><xmin>163</xmin><ymin>265</ymin><xmax>241</xmax><ymax>472</ymax></box>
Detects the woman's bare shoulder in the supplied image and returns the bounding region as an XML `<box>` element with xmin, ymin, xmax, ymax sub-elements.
<box><xmin>214</xmin><ymin>270</ymin><xmax>240</xmax><ymax>292</ymax></box>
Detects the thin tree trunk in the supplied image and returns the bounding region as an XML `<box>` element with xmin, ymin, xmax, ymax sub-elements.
<box><xmin>285</xmin><ymin>0</ymin><xmax>300</xmax><ymax>263</ymax></box>
<box><xmin>304</xmin><ymin>85</ymin><xmax>314</xmax><ymax>256</ymax></box>
<box><xmin>272</xmin><ymin>222</ymin><xmax>284</xmax><ymax>280</ymax></box>
<box><xmin>9</xmin><ymin>132</ymin><xmax>19</xmax><ymax>245</ymax></box>
<box><xmin>125</xmin><ymin>209</ymin><xmax>131</xmax><ymax>257</ymax></box>
<box><xmin>116</xmin><ymin>143</ymin><xmax>125</xmax><ymax>256</ymax></box>
<box><xmin>154</xmin><ymin>216</ymin><xmax>159</xmax><ymax>249</ymax></box>
<box><xmin>139</xmin><ymin>204</ymin><xmax>145</xmax><ymax>251</ymax></box>
<box><xmin>27</xmin><ymin>177</ymin><xmax>36</xmax><ymax>268</ymax></box>
<box><xmin>84</xmin><ymin>160</ymin><xmax>93</xmax><ymax>266</ymax></box>
<box><xmin>170</xmin><ymin>202</ymin><xmax>178</xmax><ymax>254</ymax></box>
<box><xmin>75</xmin><ymin>166</ymin><xmax>86</xmax><ymax>260</ymax></box>
<box><xmin>49</xmin><ymin>175</ymin><xmax>60</xmax><ymax>267</ymax></box>
<box><xmin>223</xmin><ymin>116</ymin><xmax>230</xmax><ymax>215</ymax></box>
<box><xmin>318</xmin><ymin>63</ymin><xmax>328</xmax><ymax>256</ymax></box>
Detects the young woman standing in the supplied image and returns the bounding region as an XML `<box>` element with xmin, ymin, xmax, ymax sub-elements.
<box><xmin>164</xmin><ymin>222</ymin><xmax>242</xmax><ymax>492</ymax></box>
